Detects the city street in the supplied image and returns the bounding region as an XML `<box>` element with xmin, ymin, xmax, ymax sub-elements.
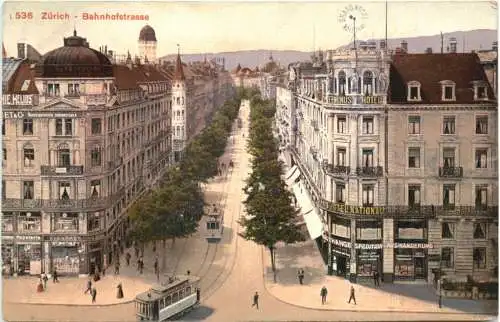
<box><xmin>3</xmin><ymin>100</ymin><xmax>497</xmax><ymax>321</ymax></box>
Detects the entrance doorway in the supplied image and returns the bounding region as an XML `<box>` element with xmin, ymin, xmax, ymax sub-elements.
<box><xmin>414</xmin><ymin>257</ymin><xmax>426</xmax><ymax>279</ymax></box>
<box><xmin>337</xmin><ymin>256</ymin><xmax>347</xmax><ymax>277</ymax></box>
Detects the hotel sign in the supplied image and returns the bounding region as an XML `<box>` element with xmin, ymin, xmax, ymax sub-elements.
<box><xmin>3</xmin><ymin>111</ymin><xmax>80</xmax><ymax>119</ymax></box>
<box><xmin>2</xmin><ymin>94</ymin><xmax>36</xmax><ymax>106</ymax></box>
<box><xmin>328</xmin><ymin>95</ymin><xmax>383</xmax><ymax>105</ymax></box>
<box><xmin>326</xmin><ymin>203</ymin><xmax>385</xmax><ymax>215</ymax></box>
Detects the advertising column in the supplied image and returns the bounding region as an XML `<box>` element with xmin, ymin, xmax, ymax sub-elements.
<box><xmin>349</xmin><ymin>219</ymin><xmax>357</xmax><ymax>282</ymax></box>
<box><xmin>383</xmin><ymin>218</ymin><xmax>394</xmax><ymax>282</ymax></box>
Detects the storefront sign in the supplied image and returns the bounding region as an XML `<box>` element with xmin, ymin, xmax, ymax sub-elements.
<box><xmin>51</xmin><ymin>236</ymin><xmax>81</xmax><ymax>243</ymax></box>
<box><xmin>2</xmin><ymin>236</ymin><xmax>14</xmax><ymax>240</ymax></box>
<box><xmin>16</xmin><ymin>235</ymin><xmax>41</xmax><ymax>242</ymax></box>
<box><xmin>330</xmin><ymin>238</ymin><xmax>433</xmax><ymax>250</ymax></box>
<box><xmin>3</xmin><ymin>111</ymin><xmax>80</xmax><ymax>119</ymax></box>
<box><xmin>358</xmin><ymin>250</ymin><xmax>380</xmax><ymax>260</ymax></box>
<box><xmin>327</xmin><ymin>95</ymin><xmax>383</xmax><ymax>105</ymax></box>
<box><xmin>2</xmin><ymin>94</ymin><xmax>36</xmax><ymax>106</ymax></box>
<box><xmin>326</xmin><ymin>203</ymin><xmax>384</xmax><ymax>215</ymax></box>
<box><xmin>392</xmin><ymin>243</ymin><xmax>433</xmax><ymax>249</ymax></box>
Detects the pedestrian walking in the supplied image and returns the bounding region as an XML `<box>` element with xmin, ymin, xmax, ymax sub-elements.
<box><xmin>52</xmin><ymin>268</ymin><xmax>59</xmax><ymax>283</ymax></box>
<box><xmin>373</xmin><ymin>271</ymin><xmax>380</xmax><ymax>286</ymax></box>
<box><xmin>134</xmin><ymin>246</ymin><xmax>139</xmax><ymax>258</ymax></box>
<box><xmin>42</xmin><ymin>272</ymin><xmax>48</xmax><ymax>290</ymax></box>
<box><xmin>37</xmin><ymin>277</ymin><xmax>44</xmax><ymax>292</ymax></box>
<box><xmin>186</xmin><ymin>270</ymin><xmax>191</xmax><ymax>276</ymax></box>
<box><xmin>251</xmin><ymin>291</ymin><xmax>259</xmax><ymax>309</ymax></box>
<box><xmin>102</xmin><ymin>264</ymin><xmax>106</xmax><ymax>277</ymax></box>
<box><xmin>91</xmin><ymin>287</ymin><xmax>97</xmax><ymax>303</ymax></box>
<box><xmin>297</xmin><ymin>269</ymin><xmax>304</xmax><ymax>285</ymax></box>
<box><xmin>139</xmin><ymin>257</ymin><xmax>144</xmax><ymax>274</ymax></box>
<box><xmin>347</xmin><ymin>285</ymin><xmax>356</xmax><ymax>305</ymax></box>
<box><xmin>320</xmin><ymin>286</ymin><xmax>328</xmax><ymax>304</ymax></box>
<box><xmin>114</xmin><ymin>261</ymin><xmax>120</xmax><ymax>275</ymax></box>
<box><xmin>84</xmin><ymin>279</ymin><xmax>92</xmax><ymax>294</ymax></box>
<box><xmin>116</xmin><ymin>283</ymin><xmax>124</xmax><ymax>299</ymax></box>
<box><xmin>125</xmin><ymin>252</ymin><xmax>131</xmax><ymax>266</ymax></box>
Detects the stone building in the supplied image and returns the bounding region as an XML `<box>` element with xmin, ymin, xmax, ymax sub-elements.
<box><xmin>138</xmin><ymin>24</ymin><xmax>157</xmax><ymax>64</ymax></box>
<box><xmin>277</xmin><ymin>42</ymin><xmax>497</xmax><ymax>284</ymax></box>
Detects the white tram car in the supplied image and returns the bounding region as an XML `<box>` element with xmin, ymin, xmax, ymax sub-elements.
<box><xmin>135</xmin><ymin>275</ymin><xmax>200</xmax><ymax>321</ymax></box>
<box><xmin>205</xmin><ymin>204</ymin><xmax>224</xmax><ymax>242</ymax></box>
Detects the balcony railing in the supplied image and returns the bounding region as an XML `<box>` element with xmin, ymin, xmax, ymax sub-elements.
<box><xmin>2</xmin><ymin>194</ymin><xmax>124</xmax><ymax>211</ymax></box>
<box><xmin>439</xmin><ymin>166</ymin><xmax>463</xmax><ymax>178</ymax></box>
<box><xmin>324</xmin><ymin>164</ymin><xmax>350</xmax><ymax>176</ymax></box>
<box><xmin>356</xmin><ymin>166</ymin><xmax>383</xmax><ymax>177</ymax></box>
<box><xmin>40</xmin><ymin>165</ymin><xmax>84</xmax><ymax>176</ymax></box>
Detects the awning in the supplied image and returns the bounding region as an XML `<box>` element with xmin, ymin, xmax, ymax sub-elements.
<box><xmin>292</xmin><ymin>181</ymin><xmax>324</xmax><ymax>240</ymax></box>
<box><xmin>286</xmin><ymin>166</ymin><xmax>301</xmax><ymax>187</ymax></box>
<box><xmin>292</xmin><ymin>181</ymin><xmax>313</xmax><ymax>214</ymax></box>
<box><xmin>284</xmin><ymin>165</ymin><xmax>298</xmax><ymax>180</ymax></box>
<box><xmin>303</xmin><ymin>209</ymin><xmax>323</xmax><ymax>239</ymax></box>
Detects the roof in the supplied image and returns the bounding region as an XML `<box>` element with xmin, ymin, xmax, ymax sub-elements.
<box><xmin>2</xmin><ymin>43</ymin><xmax>6</xmax><ymax>57</ymax></box>
<box><xmin>389</xmin><ymin>53</ymin><xmax>495</xmax><ymax>104</ymax></box>
<box><xmin>174</xmin><ymin>53</ymin><xmax>186</xmax><ymax>81</ymax></box>
<box><xmin>139</xmin><ymin>25</ymin><xmax>157</xmax><ymax>42</ymax></box>
<box><xmin>2</xmin><ymin>58</ymin><xmax>23</xmax><ymax>89</ymax></box>
<box><xmin>7</xmin><ymin>62</ymin><xmax>39</xmax><ymax>94</ymax></box>
<box><xmin>112</xmin><ymin>64</ymin><xmax>169</xmax><ymax>90</ymax></box>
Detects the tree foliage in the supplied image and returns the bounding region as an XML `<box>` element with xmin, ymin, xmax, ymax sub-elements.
<box><xmin>238</xmin><ymin>90</ymin><xmax>305</xmax><ymax>282</ymax></box>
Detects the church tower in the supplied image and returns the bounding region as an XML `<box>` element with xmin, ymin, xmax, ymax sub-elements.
<box><xmin>138</xmin><ymin>25</ymin><xmax>157</xmax><ymax>64</ymax></box>
<box><xmin>172</xmin><ymin>48</ymin><xmax>187</xmax><ymax>162</ymax></box>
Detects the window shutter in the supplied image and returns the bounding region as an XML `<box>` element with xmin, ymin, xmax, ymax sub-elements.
<box><xmin>449</xmin><ymin>188</ymin><xmax>455</xmax><ymax>204</ymax></box>
<box><xmin>481</xmin><ymin>189</ymin><xmax>487</xmax><ymax>205</ymax></box>
<box><xmin>368</xmin><ymin>188</ymin><xmax>374</xmax><ymax>204</ymax></box>
<box><xmin>341</xmin><ymin>186</ymin><xmax>346</xmax><ymax>202</ymax></box>
<box><xmin>481</xmin><ymin>153</ymin><xmax>487</xmax><ymax>168</ymax></box>
<box><xmin>414</xmin><ymin>189</ymin><xmax>420</xmax><ymax>204</ymax></box>
<box><xmin>368</xmin><ymin>153</ymin><xmax>373</xmax><ymax>166</ymax></box>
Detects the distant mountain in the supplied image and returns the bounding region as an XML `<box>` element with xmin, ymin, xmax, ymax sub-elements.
<box><xmin>159</xmin><ymin>29</ymin><xmax>497</xmax><ymax>70</ymax></box>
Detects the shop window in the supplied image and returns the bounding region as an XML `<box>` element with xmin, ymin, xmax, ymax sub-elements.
<box><xmin>396</xmin><ymin>220</ymin><xmax>426</xmax><ymax>240</ymax></box>
<box><xmin>443</xmin><ymin>184</ymin><xmax>455</xmax><ymax>209</ymax></box>
<box><xmin>91</xmin><ymin>146</ymin><xmax>101</xmax><ymax>167</ymax></box>
<box><xmin>356</xmin><ymin>221</ymin><xmax>382</xmax><ymax>240</ymax></box>
<box><xmin>408</xmin><ymin>116</ymin><xmax>421</xmax><ymax>134</ymax></box>
<box><xmin>2</xmin><ymin>213</ymin><xmax>14</xmax><ymax>232</ymax></box>
<box><xmin>443</xmin><ymin>116</ymin><xmax>455</xmax><ymax>134</ymax></box>
<box><xmin>473</xmin><ymin>247</ymin><xmax>487</xmax><ymax>270</ymax></box>
<box><xmin>408</xmin><ymin>185</ymin><xmax>421</xmax><ymax>207</ymax></box>
<box><xmin>441</xmin><ymin>222</ymin><xmax>455</xmax><ymax>239</ymax></box>
<box><xmin>362</xmin><ymin>149</ymin><xmax>374</xmax><ymax>167</ymax></box>
<box><xmin>18</xmin><ymin>212</ymin><xmax>41</xmax><ymax>232</ymax></box>
<box><xmin>59</xmin><ymin>182</ymin><xmax>71</xmax><ymax>200</ymax></box>
<box><xmin>23</xmin><ymin>181</ymin><xmax>34</xmax><ymax>200</ymax></box>
<box><xmin>408</xmin><ymin>148</ymin><xmax>420</xmax><ymax>168</ymax></box>
<box><xmin>362</xmin><ymin>185</ymin><xmax>374</xmax><ymax>207</ymax></box>
<box><xmin>362</xmin><ymin>116</ymin><xmax>374</xmax><ymax>134</ymax></box>
<box><xmin>23</xmin><ymin>146</ymin><xmax>35</xmax><ymax>167</ymax></box>
<box><xmin>53</xmin><ymin>213</ymin><xmax>78</xmax><ymax>232</ymax></box>
<box><xmin>91</xmin><ymin>118</ymin><xmax>102</xmax><ymax>135</ymax></box>
<box><xmin>395</xmin><ymin>249</ymin><xmax>414</xmax><ymax>278</ymax></box>
<box><xmin>91</xmin><ymin>180</ymin><xmax>101</xmax><ymax>198</ymax></box>
<box><xmin>336</xmin><ymin>148</ymin><xmax>346</xmax><ymax>166</ymax></box>
<box><xmin>335</xmin><ymin>183</ymin><xmax>346</xmax><ymax>203</ymax></box>
<box><xmin>441</xmin><ymin>247</ymin><xmax>454</xmax><ymax>268</ymax></box>
<box><xmin>23</xmin><ymin>119</ymin><xmax>33</xmax><ymax>135</ymax></box>
<box><xmin>475</xmin><ymin>149</ymin><xmax>488</xmax><ymax>168</ymax></box>
<box><xmin>57</xmin><ymin>144</ymin><xmax>71</xmax><ymax>166</ymax></box>
<box><xmin>475</xmin><ymin>185</ymin><xmax>488</xmax><ymax>209</ymax></box>
<box><xmin>443</xmin><ymin>147</ymin><xmax>455</xmax><ymax>168</ymax></box>
<box><xmin>473</xmin><ymin>223</ymin><xmax>486</xmax><ymax>239</ymax></box>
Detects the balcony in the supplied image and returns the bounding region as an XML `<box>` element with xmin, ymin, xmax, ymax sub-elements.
<box><xmin>439</xmin><ymin>166</ymin><xmax>463</xmax><ymax>178</ymax></box>
<box><xmin>356</xmin><ymin>166</ymin><xmax>383</xmax><ymax>177</ymax></box>
<box><xmin>324</xmin><ymin>164</ymin><xmax>350</xmax><ymax>177</ymax></box>
<box><xmin>40</xmin><ymin>165</ymin><xmax>84</xmax><ymax>176</ymax></box>
<box><xmin>2</xmin><ymin>195</ymin><xmax>122</xmax><ymax>212</ymax></box>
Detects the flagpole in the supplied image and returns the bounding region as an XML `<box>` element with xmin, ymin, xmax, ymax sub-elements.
<box><xmin>385</xmin><ymin>0</ymin><xmax>388</xmax><ymax>52</ymax></box>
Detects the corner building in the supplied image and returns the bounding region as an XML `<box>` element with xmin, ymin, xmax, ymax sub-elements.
<box><xmin>278</xmin><ymin>43</ymin><xmax>497</xmax><ymax>284</ymax></box>
<box><xmin>1</xmin><ymin>31</ymin><xmax>172</xmax><ymax>276</ymax></box>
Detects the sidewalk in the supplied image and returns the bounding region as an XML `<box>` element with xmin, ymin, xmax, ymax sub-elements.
<box><xmin>2</xmin><ymin>274</ymin><xmax>150</xmax><ymax>305</ymax></box>
<box><xmin>263</xmin><ymin>241</ymin><xmax>498</xmax><ymax>315</ymax></box>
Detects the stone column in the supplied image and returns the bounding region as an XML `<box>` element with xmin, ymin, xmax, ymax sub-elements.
<box><xmin>43</xmin><ymin>241</ymin><xmax>50</xmax><ymax>274</ymax></box>
<box><xmin>383</xmin><ymin>218</ymin><xmax>394</xmax><ymax>283</ymax></box>
<box><xmin>350</xmin><ymin>219</ymin><xmax>357</xmax><ymax>282</ymax></box>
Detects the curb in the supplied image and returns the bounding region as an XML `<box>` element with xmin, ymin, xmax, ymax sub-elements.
<box><xmin>260</xmin><ymin>247</ymin><xmax>498</xmax><ymax>316</ymax></box>
<box><xmin>5</xmin><ymin>299</ymin><xmax>135</xmax><ymax>307</ymax></box>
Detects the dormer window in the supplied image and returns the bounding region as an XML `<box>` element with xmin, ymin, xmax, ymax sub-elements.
<box><xmin>440</xmin><ymin>80</ymin><xmax>456</xmax><ymax>101</ymax></box>
<box><xmin>472</xmin><ymin>81</ymin><xmax>489</xmax><ymax>101</ymax></box>
<box><xmin>407</xmin><ymin>81</ymin><xmax>421</xmax><ymax>101</ymax></box>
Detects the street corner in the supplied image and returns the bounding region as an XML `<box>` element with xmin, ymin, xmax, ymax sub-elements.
<box><xmin>2</xmin><ymin>275</ymin><xmax>151</xmax><ymax>306</ymax></box>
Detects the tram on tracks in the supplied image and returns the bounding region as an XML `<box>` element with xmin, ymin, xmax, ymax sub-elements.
<box><xmin>205</xmin><ymin>203</ymin><xmax>224</xmax><ymax>243</ymax></box>
<box><xmin>135</xmin><ymin>275</ymin><xmax>200</xmax><ymax>321</ymax></box>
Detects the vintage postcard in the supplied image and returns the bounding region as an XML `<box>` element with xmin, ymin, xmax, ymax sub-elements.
<box><xmin>1</xmin><ymin>1</ymin><xmax>498</xmax><ymax>321</ymax></box>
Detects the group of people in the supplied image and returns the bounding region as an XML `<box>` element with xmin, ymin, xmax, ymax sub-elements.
<box><xmin>217</xmin><ymin>160</ymin><xmax>234</xmax><ymax>177</ymax></box>
<box><xmin>84</xmin><ymin>278</ymin><xmax>124</xmax><ymax>303</ymax></box>
<box><xmin>36</xmin><ymin>269</ymin><xmax>59</xmax><ymax>293</ymax></box>
<box><xmin>320</xmin><ymin>285</ymin><xmax>357</xmax><ymax>305</ymax></box>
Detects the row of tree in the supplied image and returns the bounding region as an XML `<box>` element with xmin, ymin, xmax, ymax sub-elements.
<box><xmin>127</xmin><ymin>93</ymin><xmax>243</xmax><ymax>269</ymax></box>
<box><xmin>238</xmin><ymin>90</ymin><xmax>305</xmax><ymax>282</ymax></box>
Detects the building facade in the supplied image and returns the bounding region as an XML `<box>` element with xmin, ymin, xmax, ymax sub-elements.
<box><xmin>278</xmin><ymin>42</ymin><xmax>497</xmax><ymax>284</ymax></box>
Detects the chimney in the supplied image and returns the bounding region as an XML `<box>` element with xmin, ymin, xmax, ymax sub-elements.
<box><xmin>17</xmin><ymin>43</ymin><xmax>26</xmax><ymax>59</ymax></box>
<box><xmin>104</xmin><ymin>45</ymin><xmax>107</xmax><ymax>55</ymax></box>
<box><xmin>425</xmin><ymin>47</ymin><xmax>433</xmax><ymax>54</ymax></box>
<box><xmin>380</xmin><ymin>40</ymin><xmax>386</xmax><ymax>50</ymax></box>
<box><xmin>493</xmin><ymin>41</ymin><xmax>498</xmax><ymax>52</ymax></box>
<box><xmin>449</xmin><ymin>37</ymin><xmax>457</xmax><ymax>53</ymax></box>
<box><xmin>401</xmin><ymin>40</ymin><xmax>408</xmax><ymax>53</ymax></box>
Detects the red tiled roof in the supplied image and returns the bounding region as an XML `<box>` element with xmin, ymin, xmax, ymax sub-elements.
<box><xmin>8</xmin><ymin>62</ymin><xmax>39</xmax><ymax>94</ymax></box>
<box><xmin>389</xmin><ymin>53</ymin><xmax>495</xmax><ymax>104</ymax></box>
<box><xmin>112</xmin><ymin>64</ymin><xmax>169</xmax><ymax>90</ymax></box>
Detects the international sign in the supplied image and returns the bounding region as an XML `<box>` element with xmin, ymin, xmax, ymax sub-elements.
<box><xmin>3</xmin><ymin>111</ymin><xmax>79</xmax><ymax>119</ymax></box>
<box><xmin>325</xmin><ymin>203</ymin><xmax>385</xmax><ymax>215</ymax></box>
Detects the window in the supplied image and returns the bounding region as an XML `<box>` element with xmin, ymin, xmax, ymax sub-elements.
<box><xmin>444</xmin><ymin>86</ymin><xmax>454</xmax><ymax>100</ymax></box>
<box><xmin>441</xmin><ymin>222</ymin><xmax>454</xmax><ymax>239</ymax></box>
<box><xmin>443</xmin><ymin>116</ymin><xmax>455</xmax><ymax>134</ymax></box>
<box><xmin>362</xmin><ymin>116</ymin><xmax>374</xmax><ymax>134</ymax></box>
<box><xmin>443</xmin><ymin>184</ymin><xmax>455</xmax><ymax>209</ymax></box>
<box><xmin>2</xmin><ymin>181</ymin><xmax>5</xmax><ymax>199</ymax></box>
<box><xmin>441</xmin><ymin>247</ymin><xmax>454</xmax><ymax>268</ymax></box>
<box><xmin>363</xmin><ymin>71</ymin><xmax>373</xmax><ymax>95</ymax></box>
<box><xmin>91</xmin><ymin>146</ymin><xmax>101</xmax><ymax>167</ymax></box>
<box><xmin>473</xmin><ymin>223</ymin><xmax>486</xmax><ymax>239</ymax></box>
<box><xmin>55</xmin><ymin>119</ymin><xmax>63</xmax><ymax>135</ymax></box>
<box><xmin>337</xmin><ymin>116</ymin><xmax>346</xmax><ymax>133</ymax></box>
<box><xmin>55</xmin><ymin>118</ymin><xmax>72</xmax><ymax>136</ymax></box>
<box><xmin>67</xmin><ymin>83</ymin><xmax>80</xmax><ymax>96</ymax></box>
<box><xmin>338</xmin><ymin>71</ymin><xmax>346</xmax><ymax>95</ymax></box>
<box><xmin>59</xmin><ymin>182</ymin><xmax>71</xmax><ymax>200</ymax></box>
<box><xmin>362</xmin><ymin>185</ymin><xmax>374</xmax><ymax>206</ymax></box>
<box><xmin>408</xmin><ymin>116</ymin><xmax>421</xmax><ymax>134</ymax></box>
<box><xmin>336</xmin><ymin>148</ymin><xmax>346</xmax><ymax>166</ymax></box>
<box><xmin>362</xmin><ymin>149</ymin><xmax>373</xmax><ymax>167</ymax></box>
<box><xmin>475</xmin><ymin>116</ymin><xmax>488</xmax><ymax>134</ymax></box>
<box><xmin>408</xmin><ymin>185</ymin><xmax>421</xmax><ymax>207</ymax></box>
<box><xmin>408</xmin><ymin>148</ymin><xmax>420</xmax><ymax>168</ymax></box>
<box><xmin>23</xmin><ymin>181</ymin><xmax>34</xmax><ymax>200</ymax></box>
<box><xmin>475</xmin><ymin>149</ymin><xmax>488</xmax><ymax>168</ymax></box>
<box><xmin>47</xmin><ymin>83</ymin><xmax>60</xmax><ymax>96</ymax></box>
<box><xmin>336</xmin><ymin>183</ymin><xmax>346</xmax><ymax>203</ymax></box>
<box><xmin>23</xmin><ymin>147</ymin><xmax>34</xmax><ymax>167</ymax></box>
<box><xmin>22</xmin><ymin>119</ymin><xmax>33</xmax><ymax>135</ymax></box>
<box><xmin>443</xmin><ymin>148</ymin><xmax>455</xmax><ymax>168</ymax></box>
<box><xmin>473</xmin><ymin>248</ymin><xmax>487</xmax><ymax>270</ymax></box>
<box><xmin>475</xmin><ymin>185</ymin><xmax>488</xmax><ymax>209</ymax></box>
<box><xmin>21</xmin><ymin>80</ymin><xmax>30</xmax><ymax>91</ymax></box>
<box><xmin>91</xmin><ymin>119</ymin><xmax>102</xmax><ymax>135</ymax></box>
<box><xmin>409</xmin><ymin>86</ymin><xmax>419</xmax><ymax>100</ymax></box>
<box><xmin>476</xmin><ymin>86</ymin><xmax>488</xmax><ymax>100</ymax></box>
<box><xmin>53</xmin><ymin>212</ymin><xmax>78</xmax><ymax>231</ymax></box>
<box><xmin>57</xmin><ymin>145</ymin><xmax>71</xmax><ymax>166</ymax></box>
<box><xmin>3</xmin><ymin>148</ymin><xmax>6</xmax><ymax>161</ymax></box>
<box><xmin>2</xmin><ymin>121</ymin><xmax>5</xmax><ymax>135</ymax></box>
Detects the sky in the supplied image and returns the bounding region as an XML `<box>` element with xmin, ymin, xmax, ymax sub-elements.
<box><xmin>1</xmin><ymin>0</ymin><xmax>497</xmax><ymax>58</ymax></box>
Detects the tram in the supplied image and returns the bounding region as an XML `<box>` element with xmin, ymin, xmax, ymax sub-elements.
<box><xmin>205</xmin><ymin>204</ymin><xmax>224</xmax><ymax>242</ymax></box>
<box><xmin>135</xmin><ymin>275</ymin><xmax>200</xmax><ymax>321</ymax></box>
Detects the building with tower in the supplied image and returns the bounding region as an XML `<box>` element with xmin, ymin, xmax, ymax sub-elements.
<box><xmin>171</xmin><ymin>50</ymin><xmax>187</xmax><ymax>161</ymax></box>
<box><xmin>138</xmin><ymin>25</ymin><xmax>157</xmax><ymax>64</ymax></box>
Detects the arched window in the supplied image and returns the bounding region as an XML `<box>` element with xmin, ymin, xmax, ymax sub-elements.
<box><xmin>363</xmin><ymin>71</ymin><xmax>374</xmax><ymax>95</ymax></box>
<box><xmin>176</xmin><ymin>126</ymin><xmax>180</xmax><ymax>137</ymax></box>
<box><xmin>57</xmin><ymin>143</ymin><xmax>71</xmax><ymax>166</ymax></box>
<box><xmin>181</xmin><ymin>110</ymin><xmax>184</xmax><ymax>118</ymax></box>
<box><xmin>176</xmin><ymin>97</ymin><xmax>180</xmax><ymax>105</ymax></box>
<box><xmin>338</xmin><ymin>71</ymin><xmax>346</xmax><ymax>96</ymax></box>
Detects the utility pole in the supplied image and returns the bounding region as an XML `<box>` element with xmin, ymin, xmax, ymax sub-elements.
<box><xmin>385</xmin><ymin>0</ymin><xmax>388</xmax><ymax>53</ymax></box>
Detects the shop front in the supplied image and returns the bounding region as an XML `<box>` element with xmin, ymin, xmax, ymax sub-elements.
<box><xmin>16</xmin><ymin>235</ymin><xmax>42</xmax><ymax>276</ymax></box>
<box><xmin>329</xmin><ymin>237</ymin><xmax>351</xmax><ymax>277</ymax></box>
<box><xmin>2</xmin><ymin>236</ymin><xmax>14</xmax><ymax>276</ymax></box>
<box><xmin>394</xmin><ymin>244</ymin><xmax>431</xmax><ymax>280</ymax></box>
<box><xmin>357</xmin><ymin>247</ymin><xmax>382</xmax><ymax>279</ymax></box>
<box><xmin>50</xmin><ymin>236</ymin><xmax>84</xmax><ymax>275</ymax></box>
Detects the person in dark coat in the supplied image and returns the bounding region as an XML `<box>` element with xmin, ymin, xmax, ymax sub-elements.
<box><xmin>320</xmin><ymin>286</ymin><xmax>328</xmax><ymax>304</ymax></box>
<box><xmin>114</xmin><ymin>261</ymin><xmax>120</xmax><ymax>275</ymax></box>
<box><xmin>117</xmin><ymin>283</ymin><xmax>124</xmax><ymax>299</ymax></box>
<box><xmin>298</xmin><ymin>269</ymin><xmax>305</xmax><ymax>285</ymax></box>
<box><xmin>52</xmin><ymin>269</ymin><xmax>59</xmax><ymax>283</ymax></box>
<box><xmin>348</xmin><ymin>285</ymin><xmax>357</xmax><ymax>305</ymax></box>
<box><xmin>91</xmin><ymin>287</ymin><xmax>97</xmax><ymax>303</ymax></box>
<box><xmin>84</xmin><ymin>279</ymin><xmax>92</xmax><ymax>294</ymax></box>
<box><xmin>251</xmin><ymin>291</ymin><xmax>259</xmax><ymax>309</ymax></box>
<box><xmin>42</xmin><ymin>273</ymin><xmax>48</xmax><ymax>290</ymax></box>
<box><xmin>37</xmin><ymin>277</ymin><xmax>44</xmax><ymax>292</ymax></box>
<box><xmin>125</xmin><ymin>252</ymin><xmax>131</xmax><ymax>266</ymax></box>
<box><xmin>373</xmin><ymin>271</ymin><xmax>380</xmax><ymax>286</ymax></box>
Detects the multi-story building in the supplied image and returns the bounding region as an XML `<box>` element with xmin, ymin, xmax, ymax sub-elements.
<box><xmin>278</xmin><ymin>41</ymin><xmax>497</xmax><ymax>284</ymax></box>
<box><xmin>1</xmin><ymin>30</ymin><xmax>172</xmax><ymax>276</ymax></box>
